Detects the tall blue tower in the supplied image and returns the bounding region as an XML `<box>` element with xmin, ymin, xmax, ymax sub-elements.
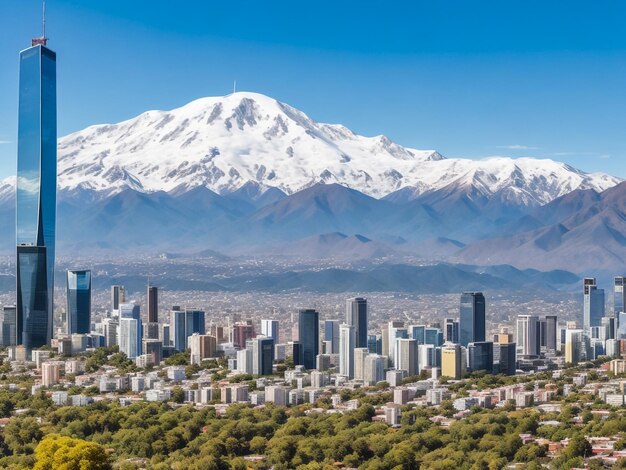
<box><xmin>16</xmin><ymin>25</ymin><xmax>57</xmax><ymax>352</ymax></box>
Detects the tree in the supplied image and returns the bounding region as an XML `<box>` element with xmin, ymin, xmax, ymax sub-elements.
<box><xmin>33</xmin><ymin>434</ymin><xmax>111</xmax><ymax>470</ymax></box>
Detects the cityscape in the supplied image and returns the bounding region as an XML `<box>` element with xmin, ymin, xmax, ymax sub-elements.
<box><xmin>2</xmin><ymin>2</ymin><xmax>626</xmax><ymax>470</ymax></box>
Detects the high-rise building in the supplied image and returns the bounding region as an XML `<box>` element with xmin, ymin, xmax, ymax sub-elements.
<box><xmin>354</xmin><ymin>347</ymin><xmax>368</xmax><ymax>381</ymax></box>
<box><xmin>119</xmin><ymin>318</ymin><xmax>141</xmax><ymax>359</ymax></box>
<box><xmin>324</xmin><ymin>319</ymin><xmax>340</xmax><ymax>354</ymax></box>
<box><xmin>147</xmin><ymin>286</ymin><xmax>158</xmax><ymax>323</ymax></box>
<box><xmin>367</xmin><ymin>334</ymin><xmax>382</xmax><ymax>355</ymax></box>
<box><xmin>363</xmin><ymin>354</ymin><xmax>385</xmax><ymax>386</ymax></box>
<box><xmin>544</xmin><ymin>315</ymin><xmax>558</xmax><ymax>352</ymax></box>
<box><xmin>252</xmin><ymin>336</ymin><xmax>274</xmax><ymax>375</ymax></box>
<box><xmin>66</xmin><ymin>270</ymin><xmax>91</xmax><ymax>335</ymax></box>
<box><xmin>346</xmin><ymin>298</ymin><xmax>368</xmax><ymax>348</ymax></box>
<box><xmin>408</xmin><ymin>325</ymin><xmax>426</xmax><ymax>345</ymax></box>
<box><xmin>261</xmin><ymin>319</ymin><xmax>279</xmax><ymax>342</ymax></box>
<box><xmin>171</xmin><ymin>308</ymin><xmax>206</xmax><ymax>352</ymax></box>
<box><xmin>418</xmin><ymin>344</ymin><xmax>436</xmax><ymax>373</ymax></box>
<box><xmin>41</xmin><ymin>362</ymin><xmax>62</xmax><ymax>387</ymax></box>
<box><xmin>143</xmin><ymin>339</ymin><xmax>163</xmax><ymax>365</ymax></box>
<box><xmin>516</xmin><ymin>315</ymin><xmax>540</xmax><ymax>358</ymax></box>
<box><xmin>467</xmin><ymin>342</ymin><xmax>494</xmax><ymax>373</ymax></box>
<box><xmin>111</xmin><ymin>285</ymin><xmax>125</xmax><ymax>312</ymax></box>
<box><xmin>615</xmin><ymin>277</ymin><xmax>626</xmax><ymax>315</ymax></box>
<box><xmin>298</xmin><ymin>309</ymin><xmax>319</xmax><ymax>370</ymax></box>
<box><xmin>189</xmin><ymin>333</ymin><xmax>216</xmax><ymax>365</ymax></box>
<box><xmin>232</xmin><ymin>321</ymin><xmax>255</xmax><ymax>349</ymax></box>
<box><xmin>395</xmin><ymin>338</ymin><xmax>418</xmax><ymax>376</ymax></box>
<box><xmin>459</xmin><ymin>293</ymin><xmax>486</xmax><ymax>347</ymax></box>
<box><xmin>602</xmin><ymin>316</ymin><xmax>616</xmax><ymax>341</ymax></box>
<box><xmin>583</xmin><ymin>278</ymin><xmax>605</xmax><ymax>336</ymax></box>
<box><xmin>339</xmin><ymin>324</ymin><xmax>356</xmax><ymax>379</ymax></box>
<box><xmin>102</xmin><ymin>318</ymin><xmax>118</xmax><ymax>348</ymax></box>
<box><xmin>565</xmin><ymin>329</ymin><xmax>585</xmax><ymax>365</ymax></box>
<box><xmin>388</xmin><ymin>322</ymin><xmax>407</xmax><ymax>367</ymax></box>
<box><xmin>0</xmin><ymin>306</ymin><xmax>17</xmax><ymax>347</ymax></box>
<box><xmin>441</xmin><ymin>344</ymin><xmax>464</xmax><ymax>380</ymax></box>
<box><xmin>498</xmin><ymin>343</ymin><xmax>517</xmax><ymax>376</ymax></box>
<box><xmin>444</xmin><ymin>318</ymin><xmax>459</xmax><ymax>344</ymax></box>
<box><xmin>16</xmin><ymin>35</ymin><xmax>57</xmax><ymax>353</ymax></box>
<box><xmin>424</xmin><ymin>327</ymin><xmax>443</xmax><ymax>347</ymax></box>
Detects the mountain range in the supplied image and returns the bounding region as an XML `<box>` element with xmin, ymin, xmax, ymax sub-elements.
<box><xmin>0</xmin><ymin>91</ymin><xmax>622</xmax><ymax>275</ymax></box>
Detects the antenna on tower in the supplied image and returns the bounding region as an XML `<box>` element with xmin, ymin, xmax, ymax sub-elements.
<box><xmin>32</xmin><ymin>0</ymin><xmax>48</xmax><ymax>46</ymax></box>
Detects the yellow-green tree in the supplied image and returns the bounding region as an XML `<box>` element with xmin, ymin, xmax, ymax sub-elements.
<box><xmin>33</xmin><ymin>434</ymin><xmax>111</xmax><ymax>470</ymax></box>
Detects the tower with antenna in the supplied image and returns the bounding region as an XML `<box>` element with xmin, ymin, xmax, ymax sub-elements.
<box><xmin>32</xmin><ymin>0</ymin><xmax>48</xmax><ymax>46</ymax></box>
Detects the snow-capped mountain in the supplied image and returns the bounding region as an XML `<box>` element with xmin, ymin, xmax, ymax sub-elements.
<box><xmin>39</xmin><ymin>92</ymin><xmax>618</xmax><ymax>202</ymax></box>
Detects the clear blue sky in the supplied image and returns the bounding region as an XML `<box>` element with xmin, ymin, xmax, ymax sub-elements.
<box><xmin>1</xmin><ymin>0</ymin><xmax>626</xmax><ymax>179</ymax></box>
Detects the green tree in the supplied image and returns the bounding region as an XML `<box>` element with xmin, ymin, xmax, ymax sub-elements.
<box><xmin>33</xmin><ymin>434</ymin><xmax>111</xmax><ymax>470</ymax></box>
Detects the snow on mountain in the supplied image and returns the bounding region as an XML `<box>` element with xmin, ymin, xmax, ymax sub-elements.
<box><xmin>13</xmin><ymin>91</ymin><xmax>621</xmax><ymax>202</ymax></box>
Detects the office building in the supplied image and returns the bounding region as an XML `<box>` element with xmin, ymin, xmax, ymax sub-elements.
<box><xmin>346</xmin><ymin>297</ymin><xmax>368</xmax><ymax>348</ymax></box>
<box><xmin>395</xmin><ymin>338</ymin><xmax>418</xmax><ymax>376</ymax></box>
<box><xmin>16</xmin><ymin>35</ymin><xmax>57</xmax><ymax>353</ymax></box>
<box><xmin>516</xmin><ymin>315</ymin><xmax>539</xmax><ymax>358</ymax></box>
<box><xmin>460</xmin><ymin>293</ymin><xmax>486</xmax><ymax>347</ymax></box>
<box><xmin>147</xmin><ymin>286</ymin><xmax>158</xmax><ymax>323</ymax></box>
<box><xmin>424</xmin><ymin>327</ymin><xmax>443</xmax><ymax>347</ymax></box>
<box><xmin>498</xmin><ymin>343</ymin><xmax>517</xmax><ymax>375</ymax></box>
<box><xmin>324</xmin><ymin>319</ymin><xmax>340</xmax><ymax>354</ymax></box>
<box><xmin>367</xmin><ymin>334</ymin><xmax>382</xmax><ymax>355</ymax></box>
<box><xmin>602</xmin><ymin>316</ymin><xmax>616</xmax><ymax>341</ymax></box>
<box><xmin>189</xmin><ymin>333</ymin><xmax>217</xmax><ymax>365</ymax></box>
<box><xmin>102</xmin><ymin>318</ymin><xmax>118</xmax><ymax>348</ymax></box>
<box><xmin>119</xmin><ymin>302</ymin><xmax>140</xmax><ymax>321</ymax></box>
<box><xmin>171</xmin><ymin>307</ymin><xmax>206</xmax><ymax>351</ymax></box>
<box><xmin>363</xmin><ymin>354</ymin><xmax>385</xmax><ymax>385</ymax></box>
<box><xmin>252</xmin><ymin>336</ymin><xmax>275</xmax><ymax>375</ymax></box>
<box><xmin>237</xmin><ymin>349</ymin><xmax>253</xmax><ymax>374</ymax></box>
<box><xmin>583</xmin><ymin>278</ymin><xmax>605</xmax><ymax>336</ymax></box>
<box><xmin>442</xmin><ymin>344</ymin><xmax>464</xmax><ymax>380</ymax></box>
<box><xmin>615</xmin><ymin>276</ymin><xmax>626</xmax><ymax>315</ymax></box>
<box><xmin>66</xmin><ymin>270</ymin><xmax>91</xmax><ymax>335</ymax></box>
<box><xmin>467</xmin><ymin>342</ymin><xmax>494</xmax><ymax>373</ymax></box>
<box><xmin>418</xmin><ymin>344</ymin><xmax>436</xmax><ymax>373</ymax></box>
<box><xmin>111</xmin><ymin>285</ymin><xmax>125</xmax><ymax>312</ymax></box>
<box><xmin>408</xmin><ymin>325</ymin><xmax>425</xmax><ymax>345</ymax></box>
<box><xmin>119</xmin><ymin>318</ymin><xmax>141</xmax><ymax>359</ymax></box>
<box><xmin>232</xmin><ymin>321</ymin><xmax>255</xmax><ymax>349</ymax></box>
<box><xmin>298</xmin><ymin>309</ymin><xmax>319</xmax><ymax>369</ymax></box>
<box><xmin>354</xmin><ymin>347</ymin><xmax>368</xmax><ymax>381</ymax></box>
<box><xmin>0</xmin><ymin>306</ymin><xmax>17</xmax><ymax>347</ymax></box>
<box><xmin>261</xmin><ymin>319</ymin><xmax>279</xmax><ymax>342</ymax></box>
<box><xmin>565</xmin><ymin>329</ymin><xmax>585</xmax><ymax>365</ymax></box>
<box><xmin>388</xmin><ymin>321</ymin><xmax>407</xmax><ymax>367</ymax></box>
<box><xmin>444</xmin><ymin>318</ymin><xmax>459</xmax><ymax>344</ymax></box>
<box><xmin>339</xmin><ymin>324</ymin><xmax>356</xmax><ymax>379</ymax></box>
<box><xmin>544</xmin><ymin>315</ymin><xmax>558</xmax><ymax>351</ymax></box>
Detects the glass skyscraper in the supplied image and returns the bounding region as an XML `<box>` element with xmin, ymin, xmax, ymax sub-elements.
<box><xmin>66</xmin><ymin>270</ymin><xmax>91</xmax><ymax>334</ymax></box>
<box><xmin>346</xmin><ymin>298</ymin><xmax>368</xmax><ymax>349</ymax></box>
<box><xmin>583</xmin><ymin>278</ymin><xmax>605</xmax><ymax>336</ymax></box>
<box><xmin>459</xmin><ymin>292</ymin><xmax>486</xmax><ymax>347</ymax></box>
<box><xmin>16</xmin><ymin>38</ymin><xmax>57</xmax><ymax>352</ymax></box>
<box><xmin>298</xmin><ymin>309</ymin><xmax>319</xmax><ymax>369</ymax></box>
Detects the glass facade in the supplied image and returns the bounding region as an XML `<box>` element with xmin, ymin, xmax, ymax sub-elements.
<box><xmin>346</xmin><ymin>298</ymin><xmax>368</xmax><ymax>349</ymax></box>
<box><xmin>298</xmin><ymin>309</ymin><xmax>319</xmax><ymax>369</ymax></box>
<box><xmin>66</xmin><ymin>270</ymin><xmax>91</xmax><ymax>334</ymax></box>
<box><xmin>172</xmin><ymin>308</ymin><xmax>206</xmax><ymax>351</ymax></box>
<box><xmin>16</xmin><ymin>44</ymin><xmax>57</xmax><ymax>351</ymax></box>
<box><xmin>460</xmin><ymin>292</ymin><xmax>486</xmax><ymax>347</ymax></box>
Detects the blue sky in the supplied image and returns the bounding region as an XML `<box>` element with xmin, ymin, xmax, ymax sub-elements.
<box><xmin>1</xmin><ymin>0</ymin><xmax>626</xmax><ymax>178</ymax></box>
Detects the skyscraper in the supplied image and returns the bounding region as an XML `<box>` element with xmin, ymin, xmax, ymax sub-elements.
<box><xmin>66</xmin><ymin>270</ymin><xmax>91</xmax><ymax>335</ymax></box>
<box><xmin>298</xmin><ymin>309</ymin><xmax>319</xmax><ymax>369</ymax></box>
<box><xmin>615</xmin><ymin>277</ymin><xmax>626</xmax><ymax>315</ymax></box>
<box><xmin>16</xmin><ymin>33</ymin><xmax>57</xmax><ymax>353</ymax></box>
<box><xmin>324</xmin><ymin>319</ymin><xmax>340</xmax><ymax>354</ymax></box>
<box><xmin>516</xmin><ymin>315</ymin><xmax>539</xmax><ymax>358</ymax></box>
<box><xmin>261</xmin><ymin>319</ymin><xmax>280</xmax><ymax>342</ymax></box>
<box><xmin>441</xmin><ymin>344</ymin><xmax>464</xmax><ymax>380</ymax></box>
<box><xmin>171</xmin><ymin>307</ymin><xmax>206</xmax><ymax>352</ymax></box>
<box><xmin>252</xmin><ymin>336</ymin><xmax>275</xmax><ymax>375</ymax></box>
<box><xmin>0</xmin><ymin>306</ymin><xmax>17</xmax><ymax>347</ymax></box>
<box><xmin>346</xmin><ymin>297</ymin><xmax>368</xmax><ymax>348</ymax></box>
<box><xmin>339</xmin><ymin>323</ymin><xmax>356</xmax><ymax>379</ymax></box>
<box><xmin>395</xmin><ymin>338</ymin><xmax>418</xmax><ymax>376</ymax></box>
<box><xmin>119</xmin><ymin>318</ymin><xmax>141</xmax><ymax>359</ymax></box>
<box><xmin>444</xmin><ymin>318</ymin><xmax>459</xmax><ymax>344</ymax></box>
<box><xmin>544</xmin><ymin>315</ymin><xmax>558</xmax><ymax>352</ymax></box>
<box><xmin>111</xmin><ymin>285</ymin><xmax>125</xmax><ymax>312</ymax></box>
<box><xmin>460</xmin><ymin>293</ymin><xmax>486</xmax><ymax>347</ymax></box>
<box><xmin>583</xmin><ymin>278</ymin><xmax>605</xmax><ymax>336</ymax></box>
<box><xmin>467</xmin><ymin>342</ymin><xmax>494</xmax><ymax>373</ymax></box>
<box><xmin>147</xmin><ymin>286</ymin><xmax>158</xmax><ymax>323</ymax></box>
